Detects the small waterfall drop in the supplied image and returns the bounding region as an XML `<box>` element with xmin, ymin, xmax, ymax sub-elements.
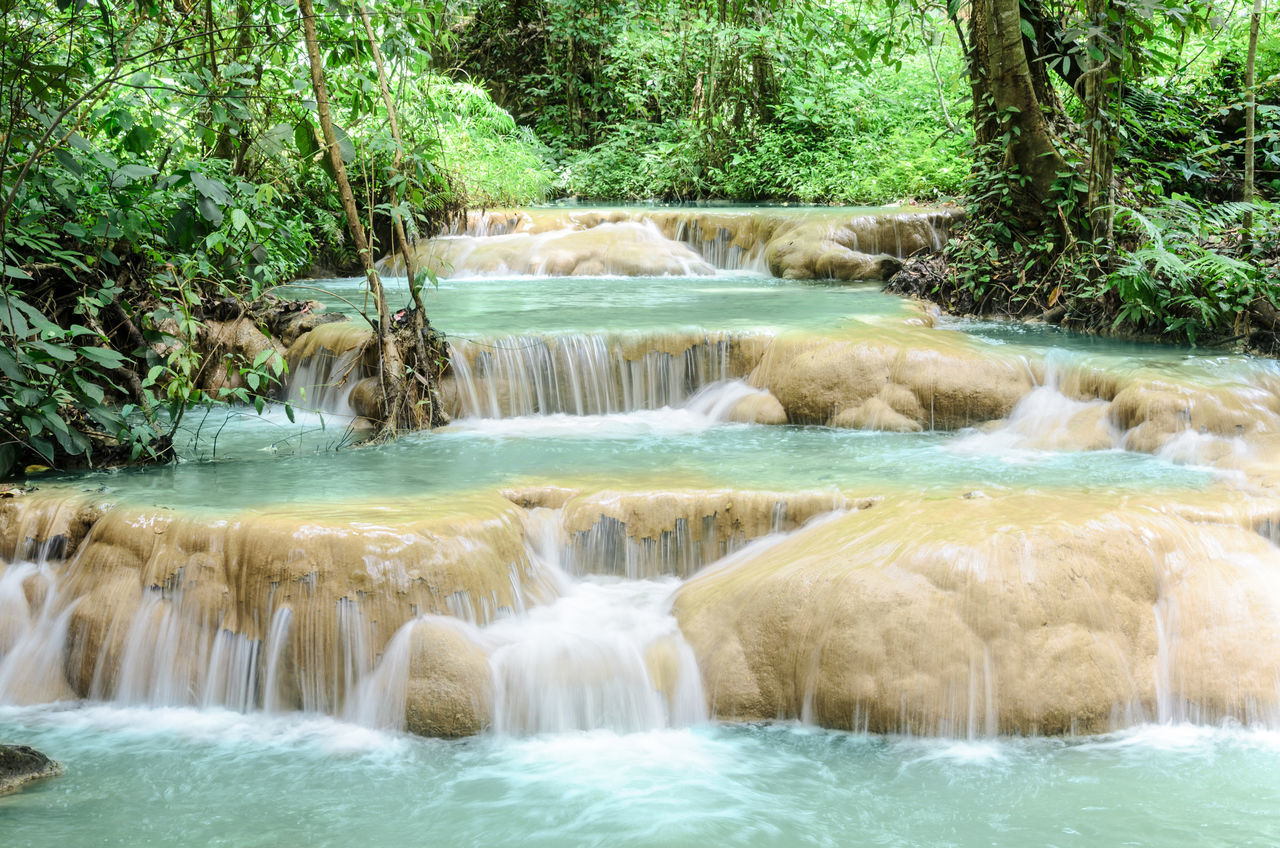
<box><xmin>449</xmin><ymin>333</ymin><xmax>732</xmax><ymax>419</ymax></box>
<box><xmin>0</xmin><ymin>502</ymin><xmax>710</xmax><ymax>737</ymax></box>
<box><xmin>485</xmin><ymin>509</ymin><xmax>706</xmax><ymax>734</ymax></box>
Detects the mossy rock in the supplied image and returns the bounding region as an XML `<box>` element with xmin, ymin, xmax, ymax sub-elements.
<box><xmin>0</xmin><ymin>744</ymin><xmax>63</xmax><ymax>796</ymax></box>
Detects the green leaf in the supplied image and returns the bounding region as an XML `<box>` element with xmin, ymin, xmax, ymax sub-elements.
<box><xmin>110</xmin><ymin>164</ymin><xmax>159</xmax><ymax>187</ymax></box>
<box><xmin>29</xmin><ymin>435</ymin><xmax>54</xmax><ymax>462</ymax></box>
<box><xmin>77</xmin><ymin>346</ymin><xmax>126</xmax><ymax>368</ymax></box>
<box><xmin>31</xmin><ymin>340</ymin><xmax>76</xmax><ymax>362</ymax></box>
<box><xmin>1018</xmin><ymin>17</ymin><xmax>1035</xmax><ymax>40</ymax></box>
<box><xmin>0</xmin><ymin>443</ymin><xmax>15</xmax><ymax>478</ymax></box>
<box><xmin>231</xmin><ymin>208</ymin><xmax>251</xmax><ymax>232</ymax></box>
<box><xmin>197</xmin><ymin>195</ymin><xmax>225</xmax><ymax>225</ymax></box>
<box><xmin>53</xmin><ymin>148</ymin><xmax>83</xmax><ymax>176</ymax></box>
<box><xmin>331</xmin><ymin>124</ymin><xmax>356</xmax><ymax>164</ymax></box>
<box><xmin>190</xmin><ymin>171</ymin><xmax>230</xmax><ymax>204</ymax></box>
<box><xmin>294</xmin><ymin>119</ymin><xmax>319</xmax><ymax>160</ymax></box>
<box><xmin>0</xmin><ymin>349</ymin><xmax>24</xmax><ymax>382</ymax></box>
<box><xmin>73</xmin><ymin>374</ymin><xmax>105</xmax><ymax>404</ymax></box>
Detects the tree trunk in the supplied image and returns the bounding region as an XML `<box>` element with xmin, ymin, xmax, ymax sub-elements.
<box><xmin>299</xmin><ymin>0</ymin><xmax>405</xmax><ymax>437</ymax></box>
<box><xmin>357</xmin><ymin>0</ymin><xmax>445</xmax><ymax>429</ymax></box>
<box><xmin>965</xmin><ymin>0</ymin><xmax>1070</xmax><ymax>227</ymax></box>
<box><xmin>1081</xmin><ymin>0</ymin><xmax>1122</xmax><ymax>247</ymax></box>
<box><xmin>1244</xmin><ymin>0</ymin><xmax>1262</xmax><ymax>233</ymax></box>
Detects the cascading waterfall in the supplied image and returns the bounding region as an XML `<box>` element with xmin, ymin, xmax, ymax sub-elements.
<box><xmin>448</xmin><ymin>333</ymin><xmax>733</xmax><ymax>419</ymax></box>
<box><xmin>11</xmin><ymin>204</ymin><xmax>1280</xmax><ymax>751</ymax></box>
<box><xmin>0</xmin><ymin>498</ymin><xmax>773</xmax><ymax>734</ymax></box>
<box><xmin>483</xmin><ymin>510</ymin><xmax>705</xmax><ymax>734</ymax></box>
<box><xmin>424</xmin><ymin>206</ymin><xmax>958</xmax><ymax>279</ymax></box>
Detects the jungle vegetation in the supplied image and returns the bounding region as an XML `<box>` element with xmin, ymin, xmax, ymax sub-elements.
<box><xmin>0</xmin><ymin>0</ymin><xmax>1276</xmax><ymax>477</ymax></box>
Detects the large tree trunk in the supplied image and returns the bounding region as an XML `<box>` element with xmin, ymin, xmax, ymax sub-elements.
<box><xmin>1244</xmin><ymin>0</ymin><xmax>1262</xmax><ymax>233</ymax></box>
<box><xmin>299</xmin><ymin>0</ymin><xmax>406</xmax><ymax>437</ymax></box>
<box><xmin>966</xmin><ymin>0</ymin><xmax>1070</xmax><ymax>227</ymax></box>
<box><xmin>1080</xmin><ymin>0</ymin><xmax>1122</xmax><ymax>247</ymax></box>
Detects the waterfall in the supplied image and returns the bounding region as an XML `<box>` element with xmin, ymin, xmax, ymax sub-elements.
<box><xmin>430</xmin><ymin>206</ymin><xmax>960</xmax><ymax>278</ymax></box>
<box><xmin>449</xmin><ymin>333</ymin><xmax>733</xmax><ymax>419</ymax></box>
<box><xmin>0</xmin><ymin>500</ymin><xmax>713</xmax><ymax>736</ymax></box>
<box><xmin>485</xmin><ymin>510</ymin><xmax>706</xmax><ymax>734</ymax></box>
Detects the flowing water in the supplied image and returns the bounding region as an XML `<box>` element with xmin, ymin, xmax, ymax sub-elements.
<box><xmin>3</xmin><ymin>205</ymin><xmax>1280</xmax><ymax>845</ymax></box>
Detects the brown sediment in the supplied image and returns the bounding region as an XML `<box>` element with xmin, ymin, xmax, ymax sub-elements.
<box><xmin>674</xmin><ymin>488</ymin><xmax>1280</xmax><ymax>734</ymax></box>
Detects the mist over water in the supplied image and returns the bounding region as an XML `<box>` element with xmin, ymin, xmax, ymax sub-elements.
<box><xmin>5</xmin><ymin>706</ymin><xmax>1280</xmax><ymax>848</ymax></box>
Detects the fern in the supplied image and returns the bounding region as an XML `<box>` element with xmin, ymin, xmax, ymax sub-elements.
<box><xmin>1101</xmin><ymin>194</ymin><xmax>1273</xmax><ymax>343</ymax></box>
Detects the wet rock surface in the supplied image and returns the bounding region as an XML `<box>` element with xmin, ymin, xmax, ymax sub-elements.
<box><xmin>0</xmin><ymin>745</ymin><xmax>62</xmax><ymax>795</ymax></box>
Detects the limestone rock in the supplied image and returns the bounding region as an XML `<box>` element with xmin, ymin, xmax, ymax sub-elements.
<box><xmin>405</xmin><ymin>222</ymin><xmax>715</xmax><ymax>278</ymax></box>
<box><xmin>674</xmin><ymin>489</ymin><xmax>1280</xmax><ymax>735</ymax></box>
<box><xmin>0</xmin><ymin>491</ymin><xmax>550</xmax><ymax>709</ymax></box>
<box><xmin>404</xmin><ymin>621</ymin><xmax>493</xmax><ymax>738</ymax></box>
<box><xmin>748</xmin><ymin>328</ymin><xmax>1034</xmax><ymax>429</ymax></box>
<box><xmin>727</xmin><ymin>390</ymin><xmax>787</xmax><ymax>425</ymax></box>
<box><xmin>198</xmin><ymin>317</ymin><xmax>287</xmax><ymax>395</ymax></box>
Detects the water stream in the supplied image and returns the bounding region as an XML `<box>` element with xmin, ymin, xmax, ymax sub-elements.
<box><xmin>3</xmin><ymin>205</ymin><xmax>1280</xmax><ymax>845</ymax></box>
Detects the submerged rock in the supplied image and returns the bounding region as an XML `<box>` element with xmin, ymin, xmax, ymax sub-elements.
<box><xmin>0</xmin><ymin>745</ymin><xmax>62</xmax><ymax>795</ymax></box>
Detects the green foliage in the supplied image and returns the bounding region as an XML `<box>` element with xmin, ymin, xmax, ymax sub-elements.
<box><xmin>0</xmin><ymin>0</ymin><xmax>503</xmax><ymax>476</ymax></box>
<box><xmin>404</xmin><ymin>77</ymin><xmax>554</xmax><ymax>207</ymax></box>
<box><xmin>555</xmin><ymin>30</ymin><xmax>969</xmax><ymax>202</ymax></box>
<box><xmin>1092</xmin><ymin>197</ymin><xmax>1277</xmax><ymax>343</ymax></box>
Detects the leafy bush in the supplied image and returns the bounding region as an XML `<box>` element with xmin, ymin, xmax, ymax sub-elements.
<box><xmin>1093</xmin><ymin>197</ymin><xmax>1278</xmax><ymax>343</ymax></box>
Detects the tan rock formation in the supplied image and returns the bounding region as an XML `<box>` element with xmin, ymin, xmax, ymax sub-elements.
<box><xmin>0</xmin><ymin>491</ymin><xmax>554</xmax><ymax>714</ymax></box>
<box><xmin>401</xmin><ymin>222</ymin><xmax>715</xmax><ymax>278</ymax></box>
<box><xmin>726</xmin><ymin>389</ymin><xmax>788</xmax><ymax>425</ymax></box>
<box><xmin>559</xmin><ymin>488</ymin><xmax>863</xmax><ymax>578</ymax></box>
<box><xmin>404</xmin><ymin>619</ymin><xmax>493</xmax><ymax>737</ymax></box>
<box><xmin>746</xmin><ymin>327</ymin><xmax>1035</xmax><ymax>428</ymax></box>
<box><xmin>445</xmin><ymin>207</ymin><xmax>958</xmax><ymax>275</ymax></box>
<box><xmin>674</xmin><ymin>489</ymin><xmax>1280</xmax><ymax>734</ymax></box>
<box><xmin>197</xmin><ymin>317</ymin><xmax>287</xmax><ymax>395</ymax></box>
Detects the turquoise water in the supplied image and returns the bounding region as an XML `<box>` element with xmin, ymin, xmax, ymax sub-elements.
<box><xmin>37</xmin><ymin>407</ymin><xmax>1212</xmax><ymax>512</ymax></box>
<box><xmin>3</xmin><ymin>706</ymin><xmax>1278</xmax><ymax>848</ymax></box>
<box><xmin>283</xmin><ymin>273</ymin><xmax>916</xmax><ymax>337</ymax></box>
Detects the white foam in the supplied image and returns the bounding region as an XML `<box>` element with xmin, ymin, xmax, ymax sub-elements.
<box><xmin>0</xmin><ymin>703</ymin><xmax>411</xmax><ymax>757</ymax></box>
